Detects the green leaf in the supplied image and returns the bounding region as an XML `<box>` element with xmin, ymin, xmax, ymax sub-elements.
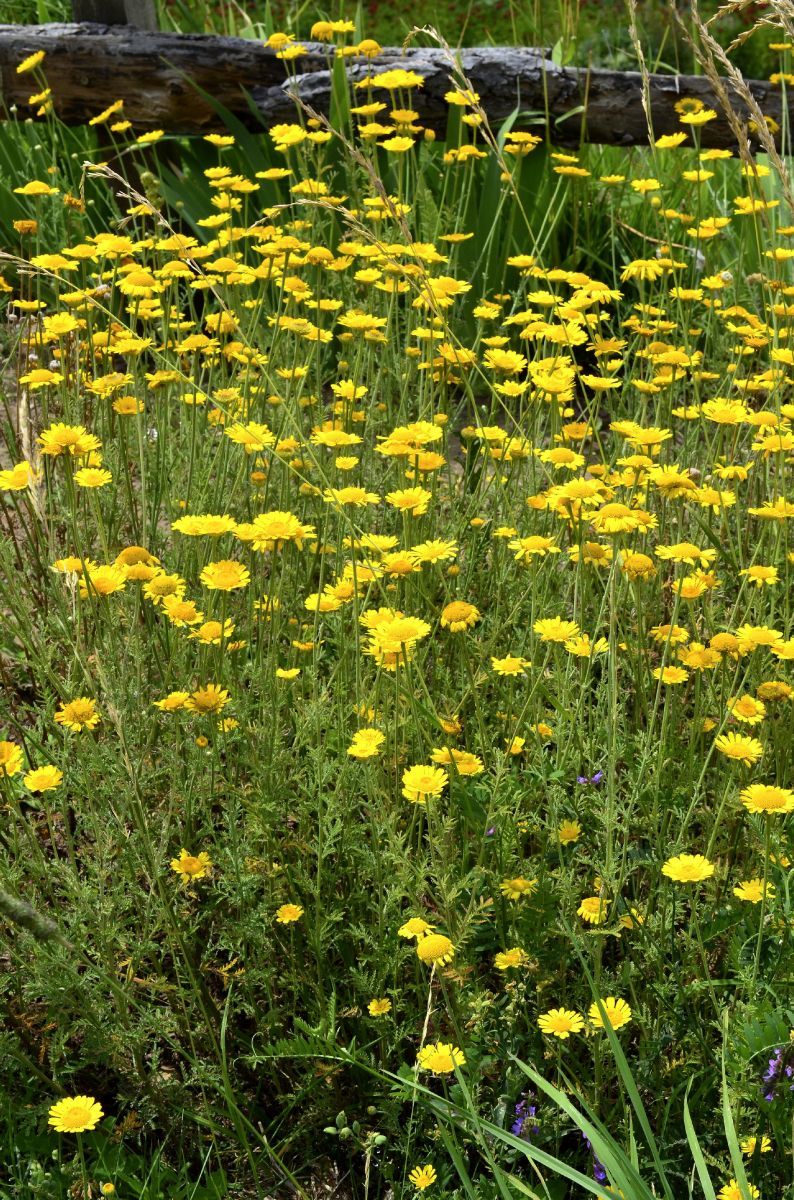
<box><xmin>505</xmin><ymin>1173</ymin><xmax>548</xmax><ymax>1200</ymax></box>
<box><xmin>330</xmin><ymin>54</ymin><xmax>352</xmax><ymax>136</ymax></box>
<box><xmin>510</xmin><ymin>1057</ymin><xmax>654</xmax><ymax>1200</ymax></box>
<box><xmin>721</xmin><ymin>1036</ymin><xmax>753</xmax><ymax>1200</ymax></box>
<box><xmin>684</xmin><ymin>1087</ymin><xmax>717</xmax><ymax>1200</ymax></box>
<box><xmin>566</xmin><ymin>933</ymin><xmax>676</xmax><ymax>1200</ymax></box>
<box><xmin>436</xmin><ymin>1121</ymin><xmax>481</xmax><ymax>1200</ymax></box>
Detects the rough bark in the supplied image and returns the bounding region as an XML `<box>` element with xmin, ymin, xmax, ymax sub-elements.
<box><xmin>0</xmin><ymin>22</ymin><xmax>784</xmax><ymax>147</ymax></box>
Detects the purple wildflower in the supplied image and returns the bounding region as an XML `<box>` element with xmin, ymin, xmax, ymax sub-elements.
<box><xmin>577</xmin><ymin>770</ymin><xmax>603</xmax><ymax>786</ymax></box>
<box><xmin>763</xmin><ymin>1043</ymin><xmax>794</xmax><ymax>1103</ymax></box>
<box><xmin>582</xmin><ymin>1133</ymin><xmax>607</xmax><ymax>1184</ymax></box>
<box><xmin>511</xmin><ymin>1094</ymin><xmax>539</xmax><ymax>1140</ymax></box>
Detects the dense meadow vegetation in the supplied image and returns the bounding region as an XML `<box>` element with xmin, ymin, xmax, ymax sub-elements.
<box><xmin>0</xmin><ymin>1</ymin><xmax>793</xmax><ymax>1198</ymax></box>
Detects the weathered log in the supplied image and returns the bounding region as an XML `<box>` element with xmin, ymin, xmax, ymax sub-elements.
<box><xmin>0</xmin><ymin>22</ymin><xmax>784</xmax><ymax>147</ymax></box>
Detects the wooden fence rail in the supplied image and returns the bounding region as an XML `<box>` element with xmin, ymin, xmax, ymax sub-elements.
<box><xmin>0</xmin><ymin>22</ymin><xmax>786</xmax><ymax>148</ymax></box>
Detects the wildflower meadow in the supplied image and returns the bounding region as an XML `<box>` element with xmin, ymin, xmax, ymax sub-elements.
<box><xmin>0</xmin><ymin>2</ymin><xmax>792</xmax><ymax>1198</ymax></box>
